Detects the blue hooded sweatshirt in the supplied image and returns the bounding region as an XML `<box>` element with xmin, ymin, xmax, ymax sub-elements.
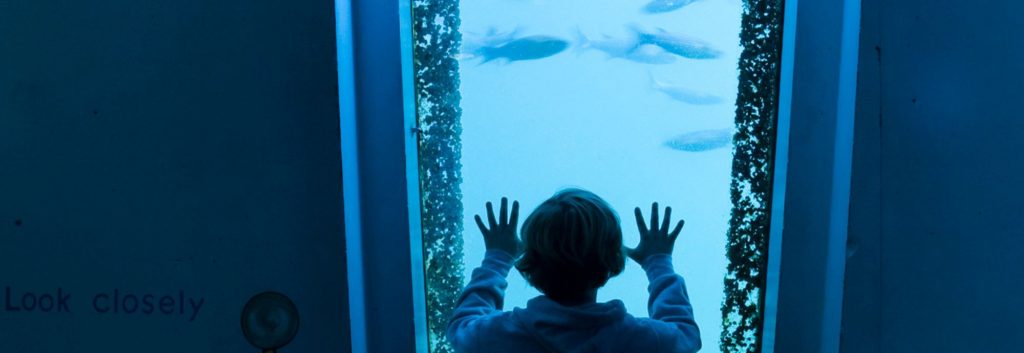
<box><xmin>447</xmin><ymin>250</ymin><xmax>702</xmax><ymax>353</ymax></box>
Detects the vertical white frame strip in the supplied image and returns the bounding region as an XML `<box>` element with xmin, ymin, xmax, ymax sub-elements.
<box><xmin>336</xmin><ymin>0</ymin><xmax>367</xmax><ymax>352</ymax></box>
<box><xmin>821</xmin><ymin>0</ymin><xmax>861</xmax><ymax>350</ymax></box>
<box><xmin>398</xmin><ymin>0</ymin><xmax>429</xmax><ymax>352</ymax></box>
<box><xmin>760</xmin><ymin>0</ymin><xmax>799</xmax><ymax>351</ymax></box>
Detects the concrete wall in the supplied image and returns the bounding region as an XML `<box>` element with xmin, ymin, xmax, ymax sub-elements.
<box><xmin>842</xmin><ymin>1</ymin><xmax>1024</xmax><ymax>352</ymax></box>
<box><xmin>0</xmin><ymin>0</ymin><xmax>349</xmax><ymax>351</ymax></box>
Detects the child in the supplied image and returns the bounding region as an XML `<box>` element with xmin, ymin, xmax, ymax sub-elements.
<box><xmin>447</xmin><ymin>188</ymin><xmax>701</xmax><ymax>353</ymax></box>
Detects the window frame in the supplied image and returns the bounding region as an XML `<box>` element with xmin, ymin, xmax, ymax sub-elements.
<box><xmin>336</xmin><ymin>0</ymin><xmax>861</xmax><ymax>351</ymax></box>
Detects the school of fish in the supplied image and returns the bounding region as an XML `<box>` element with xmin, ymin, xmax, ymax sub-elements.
<box><xmin>459</xmin><ymin>0</ymin><xmax>733</xmax><ymax>153</ymax></box>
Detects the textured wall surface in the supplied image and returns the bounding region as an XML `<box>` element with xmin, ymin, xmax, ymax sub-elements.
<box><xmin>843</xmin><ymin>1</ymin><xmax>1024</xmax><ymax>352</ymax></box>
<box><xmin>0</xmin><ymin>1</ymin><xmax>348</xmax><ymax>351</ymax></box>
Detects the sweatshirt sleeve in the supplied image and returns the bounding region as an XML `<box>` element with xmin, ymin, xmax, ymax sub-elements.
<box><xmin>446</xmin><ymin>249</ymin><xmax>515</xmax><ymax>351</ymax></box>
<box><xmin>642</xmin><ymin>254</ymin><xmax>702</xmax><ymax>353</ymax></box>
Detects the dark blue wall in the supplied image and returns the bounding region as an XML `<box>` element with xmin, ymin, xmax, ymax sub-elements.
<box><xmin>843</xmin><ymin>1</ymin><xmax>1024</xmax><ymax>352</ymax></box>
<box><xmin>0</xmin><ymin>0</ymin><xmax>349</xmax><ymax>351</ymax></box>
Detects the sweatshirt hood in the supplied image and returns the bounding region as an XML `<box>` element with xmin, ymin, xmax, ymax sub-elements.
<box><xmin>512</xmin><ymin>296</ymin><xmax>627</xmax><ymax>353</ymax></box>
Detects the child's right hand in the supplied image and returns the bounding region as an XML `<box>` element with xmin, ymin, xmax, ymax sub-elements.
<box><xmin>626</xmin><ymin>202</ymin><xmax>685</xmax><ymax>264</ymax></box>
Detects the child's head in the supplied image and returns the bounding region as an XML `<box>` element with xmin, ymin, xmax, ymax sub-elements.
<box><xmin>515</xmin><ymin>188</ymin><xmax>625</xmax><ymax>302</ymax></box>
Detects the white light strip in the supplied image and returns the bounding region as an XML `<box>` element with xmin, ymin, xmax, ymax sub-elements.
<box><xmin>336</xmin><ymin>0</ymin><xmax>367</xmax><ymax>352</ymax></box>
<box><xmin>821</xmin><ymin>0</ymin><xmax>862</xmax><ymax>350</ymax></box>
<box><xmin>760</xmin><ymin>0</ymin><xmax>800</xmax><ymax>351</ymax></box>
<box><xmin>397</xmin><ymin>1</ymin><xmax>429</xmax><ymax>352</ymax></box>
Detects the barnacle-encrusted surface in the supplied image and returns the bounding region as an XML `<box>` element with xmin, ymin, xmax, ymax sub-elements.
<box><xmin>721</xmin><ymin>0</ymin><xmax>785</xmax><ymax>352</ymax></box>
<box><xmin>412</xmin><ymin>1</ymin><xmax>465</xmax><ymax>352</ymax></box>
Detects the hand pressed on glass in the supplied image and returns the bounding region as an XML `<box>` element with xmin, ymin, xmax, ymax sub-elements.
<box><xmin>474</xmin><ymin>197</ymin><xmax>521</xmax><ymax>257</ymax></box>
<box><xmin>627</xmin><ymin>202</ymin><xmax>685</xmax><ymax>264</ymax></box>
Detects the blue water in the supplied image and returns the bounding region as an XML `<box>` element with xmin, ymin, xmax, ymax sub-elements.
<box><xmin>451</xmin><ymin>0</ymin><xmax>744</xmax><ymax>351</ymax></box>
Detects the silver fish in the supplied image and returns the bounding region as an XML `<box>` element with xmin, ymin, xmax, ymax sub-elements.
<box><xmin>664</xmin><ymin>128</ymin><xmax>734</xmax><ymax>152</ymax></box>
<box><xmin>575</xmin><ymin>28</ymin><xmax>677</xmax><ymax>65</ymax></box>
<box><xmin>622</xmin><ymin>44</ymin><xmax>679</xmax><ymax>65</ymax></box>
<box><xmin>477</xmin><ymin>35</ymin><xmax>569</xmax><ymax>64</ymax></box>
<box><xmin>461</xmin><ymin>27</ymin><xmax>521</xmax><ymax>60</ymax></box>
<box><xmin>633</xmin><ymin>25</ymin><xmax>723</xmax><ymax>60</ymax></box>
<box><xmin>650</xmin><ymin>73</ymin><xmax>723</xmax><ymax>105</ymax></box>
<box><xmin>643</xmin><ymin>0</ymin><xmax>701</xmax><ymax>13</ymax></box>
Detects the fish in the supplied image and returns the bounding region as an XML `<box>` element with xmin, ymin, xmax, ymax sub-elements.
<box><xmin>632</xmin><ymin>25</ymin><xmax>723</xmax><ymax>60</ymax></box>
<box><xmin>643</xmin><ymin>0</ymin><xmax>702</xmax><ymax>13</ymax></box>
<box><xmin>649</xmin><ymin>73</ymin><xmax>723</xmax><ymax>105</ymax></box>
<box><xmin>622</xmin><ymin>44</ymin><xmax>679</xmax><ymax>64</ymax></box>
<box><xmin>461</xmin><ymin>27</ymin><xmax>521</xmax><ymax>60</ymax></box>
<box><xmin>664</xmin><ymin>128</ymin><xmax>734</xmax><ymax>152</ymax></box>
<box><xmin>477</xmin><ymin>35</ymin><xmax>570</xmax><ymax>64</ymax></box>
<box><xmin>574</xmin><ymin>28</ymin><xmax>677</xmax><ymax>65</ymax></box>
<box><xmin>574</xmin><ymin>28</ymin><xmax>639</xmax><ymax>56</ymax></box>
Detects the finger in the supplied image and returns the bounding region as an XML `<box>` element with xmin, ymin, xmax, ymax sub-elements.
<box><xmin>661</xmin><ymin>206</ymin><xmax>672</xmax><ymax>234</ymax></box>
<box><xmin>475</xmin><ymin>215</ymin><xmax>489</xmax><ymax>234</ymax></box>
<box><xmin>650</xmin><ymin>202</ymin><xmax>659</xmax><ymax>234</ymax></box>
<box><xmin>486</xmin><ymin>202</ymin><xmax>497</xmax><ymax>227</ymax></box>
<box><xmin>509</xmin><ymin>201</ymin><xmax>520</xmax><ymax>227</ymax></box>
<box><xmin>499</xmin><ymin>197</ymin><xmax>508</xmax><ymax>226</ymax></box>
<box><xmin>634</xmin><ymin>207</ymin><xmax>648</xmax><ymax>238</ymax></box>
<box><xmin>669</xmin><ymin>219</ymin><xmax>685</xmax><ymax>240</ymax></box>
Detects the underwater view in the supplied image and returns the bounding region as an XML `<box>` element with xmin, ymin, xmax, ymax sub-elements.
<box><xmin>412</xmin><ymin>0</ymin><xmax>784</xmax><ymax>352</ymax></box>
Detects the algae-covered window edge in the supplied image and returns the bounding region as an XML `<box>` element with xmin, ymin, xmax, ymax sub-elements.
<box><xmin>723</xmin><ymin>0</ymin><xmax>786</xmax><ymax>352</ymax></box>
<box><xmin>409</xmin><ymin>1</ymin><xmax>786</xmax><ymax>353</ymax></box>
<box><xmin>411</xmin><ymin>2</ymin><xmax>465</xmax><ymax>353</ymax></box>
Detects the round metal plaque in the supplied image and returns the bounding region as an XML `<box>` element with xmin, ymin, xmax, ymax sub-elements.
<box><xmin>241</xmin><ymin>291</ymin><xmax>300</xmax><ymax>350</ymax></box>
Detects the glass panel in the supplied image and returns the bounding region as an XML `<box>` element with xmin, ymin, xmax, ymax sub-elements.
<box><xmin>411</xmin><ymin>1</ymin><xmax>785</xmax><ymax>352</ymax></box>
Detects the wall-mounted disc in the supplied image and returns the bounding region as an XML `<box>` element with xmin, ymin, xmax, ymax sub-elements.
<box><xmin>241</xmin><ymin>291</ymin><xmax>300</xmax><ymax>350</ymax></box>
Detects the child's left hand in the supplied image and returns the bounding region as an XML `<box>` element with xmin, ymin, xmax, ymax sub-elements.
<box><xmin>474</xmin><ymin>197</ymin><xmax>521</xmax><ymax>257</ymax></box>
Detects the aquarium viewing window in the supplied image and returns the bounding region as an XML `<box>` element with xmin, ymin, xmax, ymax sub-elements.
<box><xmin>407</xmin><ymin>0</ymin><xmax>787</xmax><ymax>352</ymax></box>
